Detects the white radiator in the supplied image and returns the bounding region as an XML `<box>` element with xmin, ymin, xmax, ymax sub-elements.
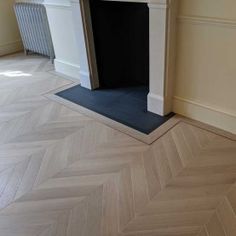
<box><xmin>14</xmin><ymin>2</ymin><xmax>55</xmax><ymax>61</ymax></box>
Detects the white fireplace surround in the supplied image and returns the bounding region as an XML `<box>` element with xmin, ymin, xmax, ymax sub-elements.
<box><xmin>43</xmin><ymin>0</ymin><xmax>177</xmax><ymax>116</ymax></box>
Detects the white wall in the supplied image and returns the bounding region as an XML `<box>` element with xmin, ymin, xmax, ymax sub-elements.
<box><xmin>174</xmin><ymin>0</ymin><xmax>236</xmax><ymax>134</ymax></box>
<box><xmin>0</xmin><ymin>0</ymin><xmax>23</xmax><ymax>56</ymax></box>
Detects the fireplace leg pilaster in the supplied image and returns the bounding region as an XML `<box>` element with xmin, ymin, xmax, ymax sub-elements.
<box><xmin>148</xmin><ymin>0</ymin><xmax>177</xmax><ymax>116</ymax></box>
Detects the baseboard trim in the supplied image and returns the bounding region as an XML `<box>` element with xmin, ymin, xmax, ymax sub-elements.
<box><xmin>54</xmin><ymin>59</ymin><xmax>80</xmax><ymax>80</ymax></box>
<box><xmin>147</xmin><ymin>93</ymin><xmax>164</xmax><ymax>116</ymax></box>
<box><xmin>173</xmin><ymin>96</ymin><xmax>236</xmax><ymax>134</ymax></box>
<box><xmin>79</xmin><ymin>70</ymin><xmax>92</xmax><ymax>89</ymax></box>
<box><xmin>0</xmin><ymin>40</ymin><xmax>23</xmax><ymax>56</ymax></box>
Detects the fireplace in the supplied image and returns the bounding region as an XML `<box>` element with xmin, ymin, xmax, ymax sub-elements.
<box><xmin>71</xmin><ymin>0</ymin><xmax>177</xmax><ymax>116</ymax></box>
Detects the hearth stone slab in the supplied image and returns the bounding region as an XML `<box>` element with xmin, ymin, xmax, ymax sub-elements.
<box><xmin>56</xmin><ymin>85</ymin><xmax>174</xmax><ymax>134</ymax></box>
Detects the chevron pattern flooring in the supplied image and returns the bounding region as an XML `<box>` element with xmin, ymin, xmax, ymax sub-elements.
<box><xmin>0</xmin><ymin>53</ymin><xmax>235</xmax><ymax>236</ymax></box>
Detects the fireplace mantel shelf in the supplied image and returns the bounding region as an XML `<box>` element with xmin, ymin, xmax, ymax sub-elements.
<box><xmin>70</xmin><ymin>0</ymin><xmax>170</xmax><ymax>5</ymax></box>
<box><xmin>44</xmin><ymin>0</ymin><xmax>169</xmax><ymax>7</ymax></box>
<box><xmin>102</xmin><ymin>0</ymin><xmax>168</xmax><ymax>3</ymax></box>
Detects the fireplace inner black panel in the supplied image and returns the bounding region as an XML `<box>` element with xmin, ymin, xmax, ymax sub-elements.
<box><xmin>89</xmin><ymin>0</ymin><xmax>149</xmax><ymax>88</ymax></box>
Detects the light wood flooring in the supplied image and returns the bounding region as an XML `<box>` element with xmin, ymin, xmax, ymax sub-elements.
<box><xmin>0</xmin><ymin>53</ymin><xmax>235</xmax><ymax>236</ymax></box>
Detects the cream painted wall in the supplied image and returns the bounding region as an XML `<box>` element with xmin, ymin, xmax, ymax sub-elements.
<box><xmin>0</xmin><ymin>0</ymin><xmax>23</xmax><ymax>56</ymax></box>
<box><xmin>174</xmin><ymin>0</ymin><xmax>236</xmax><ymax>134</ymax></box>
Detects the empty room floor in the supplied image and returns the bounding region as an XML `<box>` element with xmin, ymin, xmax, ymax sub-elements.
<box><xmin>0</xmin><ymin>53</ymin><xmax>236</xmax><ymax>236</ymax></box>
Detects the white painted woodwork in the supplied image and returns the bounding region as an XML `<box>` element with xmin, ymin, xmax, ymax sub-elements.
<box><xmin>43</xmin><ymin>0</ymin><xmax>81</xmax><ymax>80</ymax></box>
<box><xmin>71</xmin><ymin>0</ymin><xmax>99</xmax><ymax>89</ymax></box>
<box><xmin>148</xmin><ymin>0</ymin><xmax>177</xmax><ymax>115</ymax></box>
<box><xmin>148</xmin><ymin>2</ymin><xmax>168</xmax><ymax>115</ymax></box>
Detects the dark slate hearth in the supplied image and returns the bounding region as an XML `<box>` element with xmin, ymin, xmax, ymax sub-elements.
<box><xmin>56</xmin><ymin>85</ymin><xmax>174</xmax><ymax>134</ymax></box>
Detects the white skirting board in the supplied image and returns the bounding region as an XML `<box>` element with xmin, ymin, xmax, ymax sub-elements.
<box><xmin>173</xmin><ymin>96</ymin><xmax>236</xmax><ymax>134</ymax></box>
<box><xmin>147</xmin><ymin>93</ymin><xmax>165</xmax><ymax>116</ymax></box>
<box><xmin>54</xmin><ymin>59</ymin><xmax>80</xmax><ymax>80</ymax></box>
<box><xmin>0</xmin><ymin>40</ymin><xmax>23</xmax><ymax>56</ymax></box>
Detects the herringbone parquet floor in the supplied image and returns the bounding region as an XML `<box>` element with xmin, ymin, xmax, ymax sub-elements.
<box><xmin>0</xmin><ymin>53</ymin><xmax>235</xmax><ymax>236</ymax></box>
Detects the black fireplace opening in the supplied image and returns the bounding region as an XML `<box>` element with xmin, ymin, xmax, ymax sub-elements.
<box><xmin>89</xmin><ymin>0</ymin><xmax>149</xmax><ymax>88</ymax></box>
